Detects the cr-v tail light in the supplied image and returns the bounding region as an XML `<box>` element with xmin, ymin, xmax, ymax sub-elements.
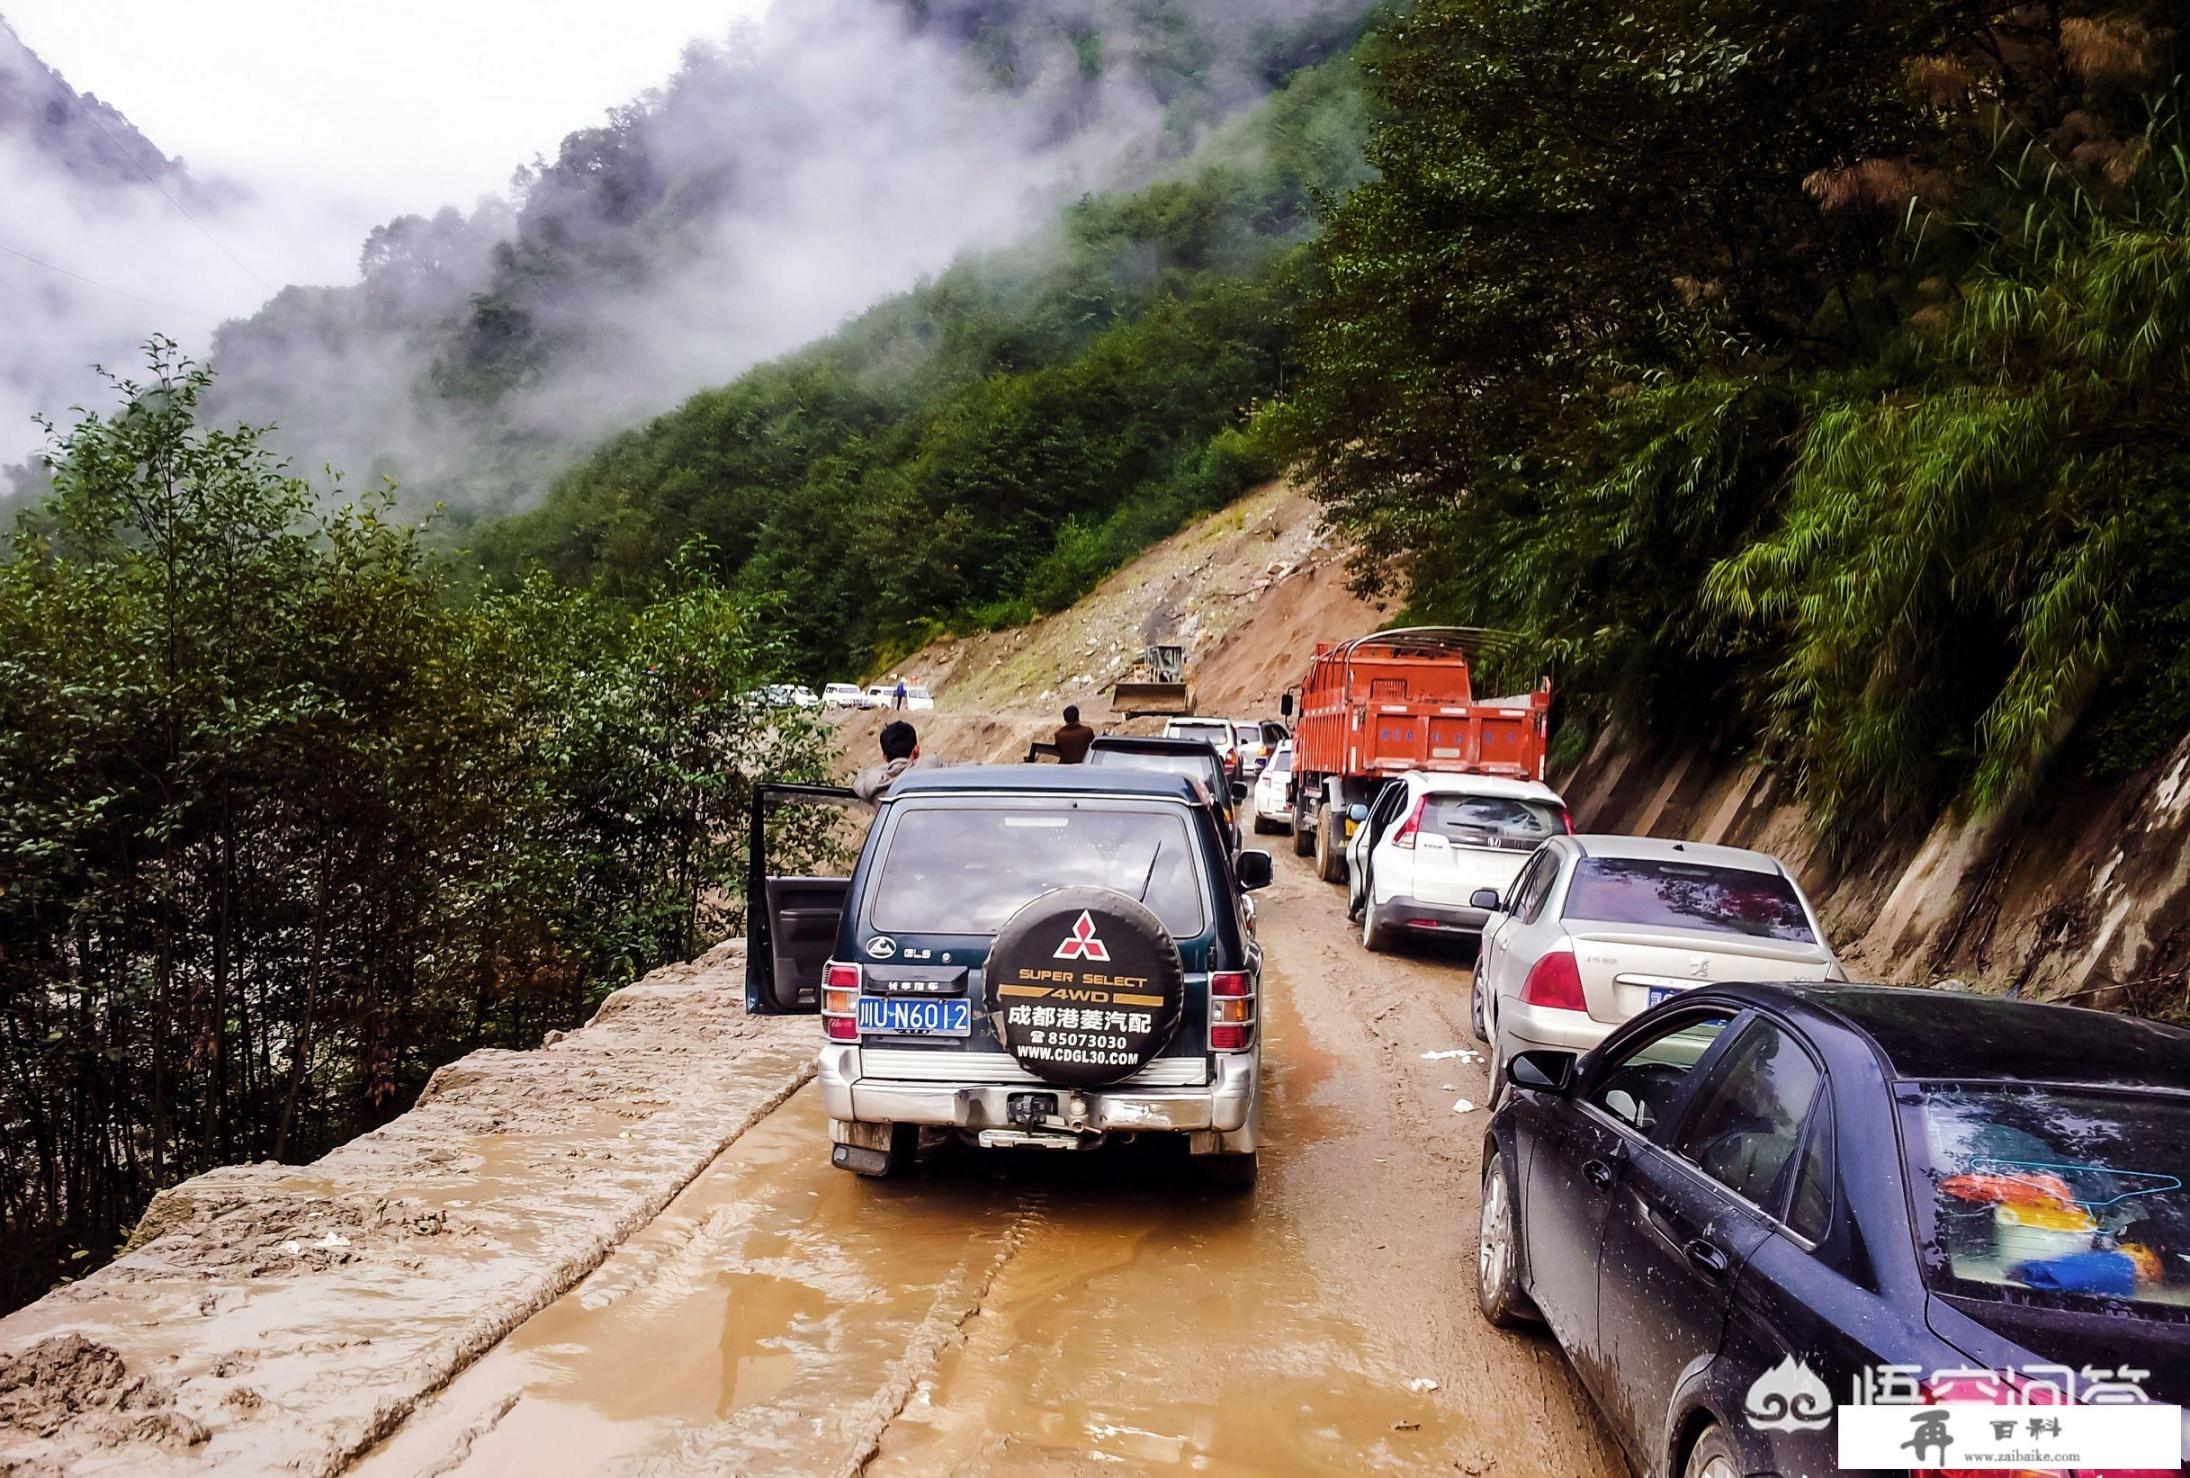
<box><xmin>1389</xmin><ymin>797</ymin><xmax>1427</xmax><ymax>849</ymax></box>
<box><xmin>1518</xmin><ymin>946</ymin><xmax>1586</xmax><ymax>1013</ymax></box>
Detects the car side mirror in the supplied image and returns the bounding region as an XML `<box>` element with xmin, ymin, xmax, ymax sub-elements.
<box><xmin>1507</xmin><ymin>1050</ymin><xmax>1576</xmax><ymax>1095</ymax></box>
<box><xmin>1230</xmin><ymin>780</ymin><xmax>1249</xmax><ymax>802</ymax></box>
<box><xmin>1235</xmin><ymin>850</ymin><xmax>1274</xmax><ymax>891</ymax></box>
<box><xmin>1469</xmin><ymin>888</ymin><xmax>1502</xmax><ymax>912</ymax></box>
<box><xmin>1347</xmin><ymin>803</ymin><xmax>1369</xmax><ymax>823</ymax></box>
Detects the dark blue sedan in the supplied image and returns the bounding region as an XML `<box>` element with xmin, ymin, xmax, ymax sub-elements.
<box><xmin>1476</xmin><ymin>982</ymin><xmax>2190</xmax><ymax>1478</ymax></box>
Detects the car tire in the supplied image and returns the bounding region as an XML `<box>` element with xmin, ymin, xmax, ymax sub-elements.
<box><xmin>1681</xmin><ymin>1423</ymin><xmax>1741</xmax><ymax>1478</ymax></box>
<box><xmin>1314</xmin><ymin>804</ymin><xmax>1346</xmax><ymax>884</ymax></box>
<box><xmin>1200</xmin><ymin>1151</ymin><xmax>1258</xmax><ymax>1192</ymax></box>
<box><xmin>1476</xmin><ymin>1149</ymin><xmax>1537</xmax><ymax>1328</ymax></box>
<box><xmin>1361</xmin><ymin>900</ymin><xmax>1391</xmax><ymax>953</ymax></box>
<box><xmin>1251</xmin><ymin>815</ymin><xmax>1275</xmax><ymax>835</ymax></box>
<box><xmin>1470</xmin><ymin>975</ymin><xmax>1490</xmax><ymax>1045</ymax></box>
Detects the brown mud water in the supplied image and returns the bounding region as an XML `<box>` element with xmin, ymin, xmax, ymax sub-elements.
<box><xmin>352</xmin><ymin>859</ymin><xmax>1621</xmax><ymax>1476</ymax></box>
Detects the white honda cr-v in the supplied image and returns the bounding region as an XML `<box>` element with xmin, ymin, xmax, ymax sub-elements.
<box><xmin>1344</xmin><ymin>772</ymin><xmax>1571</xmax><ymax>951</ymax></box>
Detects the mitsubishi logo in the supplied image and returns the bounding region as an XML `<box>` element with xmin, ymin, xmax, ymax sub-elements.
<box><xmin>1054</xmin><ymin>911</ymin><xmax>1111</xmax><ymax>962</ymax></box>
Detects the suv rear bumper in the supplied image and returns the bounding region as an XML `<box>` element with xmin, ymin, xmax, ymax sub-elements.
<box><xmin>817</xmin><ymin>1045</ymin><xmax>1257</xmax><ymax>1147</ymax></box>
<box><xmin>1369</xmin><ymin>894</ymin><xmax>1488</xmax><ymax>935</ymax></box>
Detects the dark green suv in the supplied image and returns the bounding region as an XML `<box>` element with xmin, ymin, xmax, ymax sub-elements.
<box><xmin>747</xmin><ymin>764</ymin><xmax>1273</xmax><ymax>1188</ymax></box>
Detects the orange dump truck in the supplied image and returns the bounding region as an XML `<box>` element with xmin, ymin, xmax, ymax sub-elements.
<box><xmin>1279</xmin><ymin>627</ymin><xmax>1551</xmax><ymax>881</ymax></box>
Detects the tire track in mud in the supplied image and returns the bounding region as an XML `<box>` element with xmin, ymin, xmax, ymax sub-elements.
<box><xmin>832</xmin><ymin>1198</ymin><xmax>1042</xmax><ymax>1477</ymax></box>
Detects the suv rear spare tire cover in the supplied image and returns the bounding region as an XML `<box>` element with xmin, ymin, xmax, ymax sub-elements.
<box><xmin>984</xmin><ymin>886</ymin><xmax>1186</xmax><ymax>1087</ymax></box>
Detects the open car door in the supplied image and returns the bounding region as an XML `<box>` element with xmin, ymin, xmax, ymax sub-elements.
<box><xmin>746</xmin><ymin>781</ymin><xmax>861</xmax><ymax>1014</ymax></box>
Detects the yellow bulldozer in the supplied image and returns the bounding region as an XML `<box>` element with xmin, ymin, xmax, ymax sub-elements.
<box><xmin>1110</xmin><ymin>643</ymin><xmax>1192</xmax><ymax>716</ymax></box>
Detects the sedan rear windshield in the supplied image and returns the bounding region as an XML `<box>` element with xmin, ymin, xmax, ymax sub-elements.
<box><xmin>1423</xmin><ymin>794</ymin><xmax>1563</xmax><ymax>851</ymax></box>
<box><xmin>1561</xmin><ymin>858</ymin><xmax>1815</xmax><ymax>942</ymax></box>
<box><xmin>870</xmin><ymin>803</ymin><xmax>1207</xmax><ymax>938</ymax></box>
<box><xmin>1904</xmin><ymin>1083</ymin><xmax>2190</xmax><ymax>1318</ymax></box>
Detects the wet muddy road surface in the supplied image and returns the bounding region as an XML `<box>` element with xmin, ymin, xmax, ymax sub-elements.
<box><xmin>355</xmin><ymin>853</ymin><xmax>1624</xmax><ymax>1476</ymax></box>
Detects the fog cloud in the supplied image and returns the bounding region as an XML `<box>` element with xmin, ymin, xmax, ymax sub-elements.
<box><xmin>8</xmin><ymin>0</ymin><xmax>1365</xmax><ymax>502</ymax></box>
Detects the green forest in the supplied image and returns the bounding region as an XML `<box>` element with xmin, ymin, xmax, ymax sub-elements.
<box><xmin>1279</xmin><ymin>0</ymin><xmax>2187</xmax><ymax>846</ymax></box>
<box><xmin>3</xmin><ymin>0</ymin><xmax>2185</xmax><ymax>1309</ymax></box>
<box><xmin>0</xmin><ymin>351</ymin><xmax>834</xmax><ymax>1308</ymax></box>
<box><xmin>473</xmin><ymin>54</ymin><xmax>1371</xmax><ymax>671</ymax></box>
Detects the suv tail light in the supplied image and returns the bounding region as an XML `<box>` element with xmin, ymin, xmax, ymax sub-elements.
<box><xmin>1559</xmin><ymin>807</ymin><xmax>1576</xmax><ymax>834</ymax></box>
<box><xmin>822</xmin><ymin>961</ymin><xmax>860</xmax><ymax>1041</ymax></box>
<box><xmin>1209</xmin><ymin>971</ymin><xmax>1254</xmax><ymax>1051</ymax></box>
<box><xmin>1389</xmin><ymin>796</ymin><xmax>1427</xmax><ymax>849</ymax></box>
<box><xmin>1519</xmin><ymin>946</ymin><xmax>1586</xmax><ymax>1012</ymax></box>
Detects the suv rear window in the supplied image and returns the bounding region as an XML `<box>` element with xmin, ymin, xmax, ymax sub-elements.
<box><xmin>1423</xmin><ymin>793</ymin><xmax>1563</xmax><ymax>851</ymax></box>
<box><xmin>1167</xmin><ymin>721</ymin><xmax>1232</xmax><ymax>747</ymax></box>
<box><xmin>1088</xmin><ymin>748</ymin><xmax>1220</xmax><ymax>797</ymax></box>
<box><xmin>870</xmin><ymin>803</ymin><xmax>1207</xmax><ymax>937</ymax></box>
<box><xmin>1562</xmin><ymin>858</ymin><xmax>1815</xmax><ymax>942</ymax></box>
<box><xmin>1904</xmin><ymin>1083</ymin><xmax>2190</xmax><ymax>1318</ymax></box>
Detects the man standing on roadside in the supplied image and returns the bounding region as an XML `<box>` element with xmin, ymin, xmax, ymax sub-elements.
<box><xmin>854</xmin><ymin>720</ymin><xmax>924</xmax><ymax>806</ymax></box>
<box><xmin>893</xmin><ymin>677</ymin><xmax>908</xmax><ymax>711</ymax></box>
<box><xmin>1053</xmin><ymin>704</ymin><xmax>1096</xmax><ymax>764</ymax></box>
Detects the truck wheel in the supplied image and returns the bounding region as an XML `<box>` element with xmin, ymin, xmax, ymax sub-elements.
<box><xmin>1292</xmin><ymin>811</ymin><xmax>1314</xmax><ymax>856</ymax></box>
<box><xmin>1200</xmin><ymin>1151</ymin><xmax>1258</xmax><ymax>1193</ymax></box>
<box><xmin>1314</xmin><ymin>804</ymin><xmax>1346</xmax><ymax>884</ymax></box>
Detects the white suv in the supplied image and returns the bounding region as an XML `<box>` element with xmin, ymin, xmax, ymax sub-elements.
<box><xmin>1343</xmin><ymin>773</ymin><xmax>1570</xmax><ymax>951</ymax></box>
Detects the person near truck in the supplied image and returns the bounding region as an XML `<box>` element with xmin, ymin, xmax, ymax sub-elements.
<box><xmin>854</xmin><ymin>720</ymin><xmax>923</xmax><ymax>806</ymax></box>
<box><xmin>1053</xmin><ymin>704</ymin><xmax>1096</xmax><ymax>764</ymax></box>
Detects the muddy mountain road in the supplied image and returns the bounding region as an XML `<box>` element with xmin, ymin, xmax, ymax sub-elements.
<box><xmin>353</xmin><ymin>851</ymin><xmax>1622</xmax><ymax>1477</ymax></box>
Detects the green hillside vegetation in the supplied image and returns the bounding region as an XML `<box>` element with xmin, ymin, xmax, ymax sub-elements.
<box><xmin>473</xmin><ymin>56</ymin><xmax>1370</xmax><ymax>673</ymax></box>
<box><xmin>0</xmin><ymin>349</ymin><xmax>835</xmax><ymax>1309</ymax></box>
<box><xmin>1279</xmin><ymin>0</ymin><xmax>2188</xmax><ymax>846</ymax></box>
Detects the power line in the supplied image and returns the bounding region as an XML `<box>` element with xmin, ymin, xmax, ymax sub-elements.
<box><xmin>81</xmin><ymin>107</ymin><xmax>275</xmax><ymax>292</ymax></box>
<box><xmin>0</xmin><ymin>237</ymin><xmax>225</xmax><ymax>323</ymax></box>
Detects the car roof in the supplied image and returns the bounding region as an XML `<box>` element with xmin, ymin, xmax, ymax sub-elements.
<box><xmin>1091</xmin><ymin>735</ymin><xmax>1222</xmax><ymax>758</ymax></box>
<box><xmin>887</xmin><ymin>764</ymin><xmax>1204</xmax><ymax>802</ymax></box>
<box><xmin>1567</xmin><ymin>833</ymin><xmax>1787</xmax><ymax>873</ymax></box>
<box><xmin>1392</xmin><ymin>771</ymin><xmax>1564</xmax><ymax>803</ymax></box>
<box><xmin>1709</xmin><ymin>983</ymin><xmax>2190</xmax><ymax>1092</ymax></box>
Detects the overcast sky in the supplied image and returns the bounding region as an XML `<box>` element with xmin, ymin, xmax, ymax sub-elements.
<box><xmin>7</xmin><ymin>0</ymin><xmax>768</xmax><ymax>285</ymax></box>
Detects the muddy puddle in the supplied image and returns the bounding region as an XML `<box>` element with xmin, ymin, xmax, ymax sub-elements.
<box><xmin>358</xmin><ymin>898</ymin><xmax>1581</xmax><ymax>1476</ymax></box>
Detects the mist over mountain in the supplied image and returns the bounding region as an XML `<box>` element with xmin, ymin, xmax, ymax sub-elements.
<box><xmin>0</xmin><ymin>17</ymin><xmax>206</xmax><ymax>194</ymax></box>
<box><xmin>0</xmin><ymin>17</ymin><xmax>247</xmax><ymax>473</ymax></box>
<box><xmin>202</xmin><ymin>0</ymin><xmax>1370</xmax><ymax>514</ymax></box>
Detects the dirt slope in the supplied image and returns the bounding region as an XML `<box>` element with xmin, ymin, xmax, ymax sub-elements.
<box><xmin>833</xmin><ymin>479</ymin><xmax>1388</xmax><ymax>770</ymax></box>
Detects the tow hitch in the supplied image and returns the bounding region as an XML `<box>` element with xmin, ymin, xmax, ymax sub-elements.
<box><xmin>1007</xmin><ymin>1092</ymin><xmax>1059</xmax><ymax>1127</ymax></box>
